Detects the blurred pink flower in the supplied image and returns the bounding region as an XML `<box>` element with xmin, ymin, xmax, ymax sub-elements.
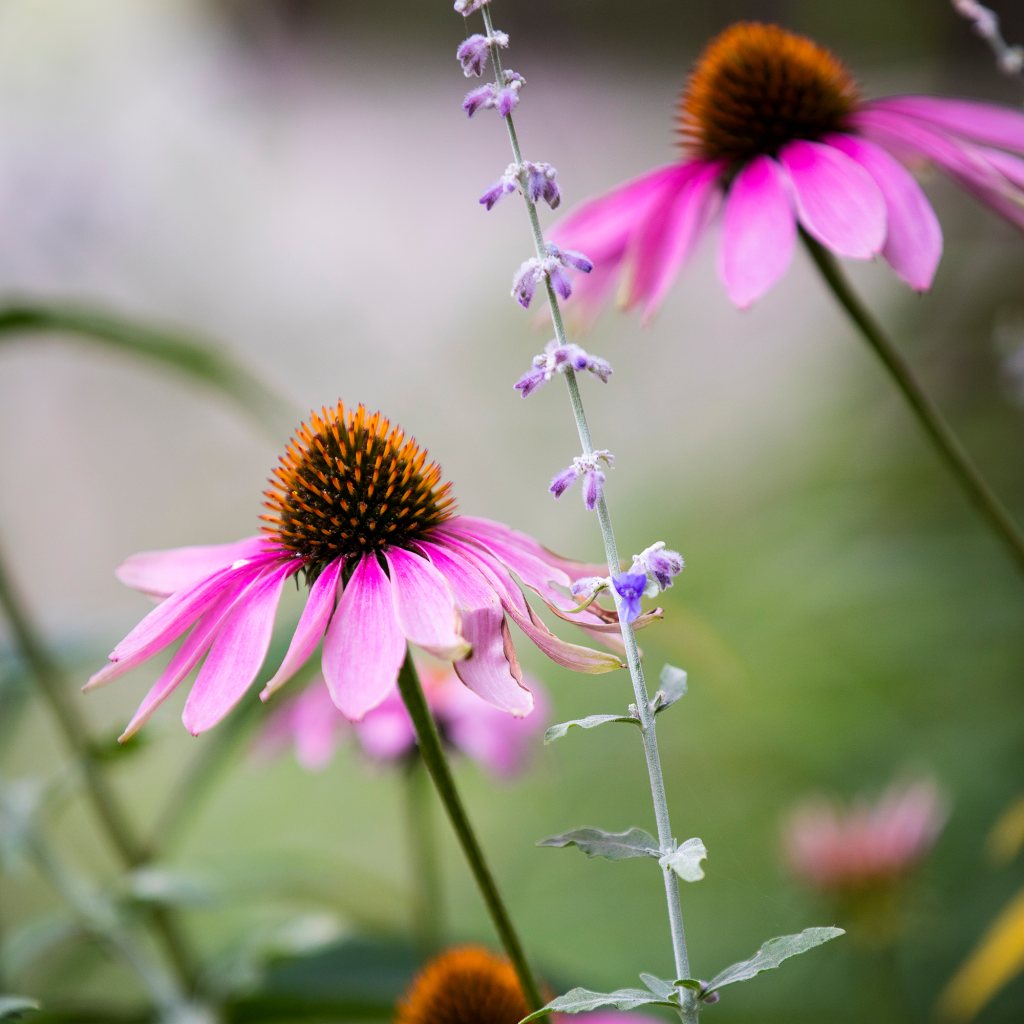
<box><xmin>549</xmin><ymin>22</ymin><xmax>1024</xmax><ymax>318</ymax></box>
<box><xmin>87</xmin><ymin>403</ymin><xmax>622</xmax><ymax>741</ymax></box>
<box><xmin>260</xmin><ymin>663</ymin><xmax>549</xmax><ymax>778</ymax></box>
<box><xmin>784</xmin><ymin>779</ymin><xmax>949</xmax><ymax>891</ymax></box>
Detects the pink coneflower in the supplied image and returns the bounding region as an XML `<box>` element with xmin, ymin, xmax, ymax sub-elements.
<box><xmin>88</xmin><ymin>402</ymin><xmax>626</xmax><ymax>740</ymax></box>
<box><xmin>783</xmin><ymin>779</ymin><xmax>949</xmax><ymax>892</ymax></box>
<box><xmin>549</xmin><ymin>22</ymin><xmax>1024</xmax><ymax>318</ymax></box>
<box><xmin>259</xmin><ymin>664</ymin><xmax>549</xmax><ymax>778</ymax></box>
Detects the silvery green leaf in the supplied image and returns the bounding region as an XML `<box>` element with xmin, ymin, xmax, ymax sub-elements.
<box><xmin>520</xmin><ymin>987</ymin><xmax>678</xmax><ymax>1021</ymax></box>
<box><xmin>537</xmin><ymin>827</ymin><xmax>660</xmax><ymax>860</ymax></box>
<box><xmin>704</xmin><ymin>927</ymin><xmax>846</xmax><ymax>995</ymax></box>
<box><xmin>659</xmin><ymin>838</ymin><xmax>707</xmax><ymax>882</ymax></box>
<box><xmin>0</xmin><ymin>910</ymin><xmax>81</xmax><ymax>976</ymax></box>
<box><xmin>544</xmin><ymin>714</ymin><xmax>638</xmax><ymax>744</ymax></box>
<box><xmin>638</xmin><ymin>974</ymin><xmax>678</xmax><ymax>1000</ymax></box>
<box><xmin>674</xmin><ymin>979</ymin><xmax>703</xmax><ymax>991</ymax></box>
<box><xmin>652</xmin><ymin>665</ymin><xmax>688</xmax><ymax>713</ymax></box>
<box><xmin>127</xmin><ymin>868</ymin><xmax>216</xmax><ymax>908</ymax></box>
<box><xmin>0</xmin><ymin>997</ymin><xmax>40</xmax><ymax>1019</ymax></box>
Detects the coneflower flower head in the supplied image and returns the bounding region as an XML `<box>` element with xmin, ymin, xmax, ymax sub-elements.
<box><xmin>89</xmin><ymin>402</ymin><xmax>632</xmax><ymax>739</ymax></box>
<box><xmin>549</xmin><ymin>20</ymin><xmax>1024</xmax><ymax>319</ymax></box>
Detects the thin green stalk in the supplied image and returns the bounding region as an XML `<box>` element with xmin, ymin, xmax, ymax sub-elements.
<box><xmin>0</xmin><ymin>533</ymin><xmax>199</xmax><ymax>991</ymax></box>
<box><xmin>802</xmin><ymin>230</ymin><xmax>1024</xmax><ymax>576</ymax></box>
<box><xmin>480</xmin><ymin>2</ymin><xmax>692</xmax><ymax>983</ymax></box>
<box><xmin>404</xmin><ymin>751</ymin><xmax>444</xmax><ymax>954</ymax></box>
<box><xmin>395</xmin><ymin>650</ymin><xmax>543</xmax><ymax>1009</ymax></box>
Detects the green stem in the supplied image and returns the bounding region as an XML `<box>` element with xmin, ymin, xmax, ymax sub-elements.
<box><xmin>396</xmin><ymin>650</ymin><xmax>543</xmax><ymax>1009</ymax></box>
<box><xmin>802</xmin><ymin>230</ymin><xmax>1024</xmax><ymax>576</ymax></box>
<box><xmin>404</xmin><ymin>751</ymin><xmax>444</xmax><ymax>954</ymax></box>
<box><xmin>479</xmin><ymin>2</ymin><xmax>692</xmax><ymax>984</ymax></box>
<box><xmin>0</xmin><ymin>532</ymin><xmax>199</xmax><ymax>991</ymax></box>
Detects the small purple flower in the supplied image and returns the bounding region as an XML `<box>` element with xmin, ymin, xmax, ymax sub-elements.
<box><xmin>453</xmin><ymin>0</ymin><xmax>490</xmax><ymax>14</ymax></box>
<box><xmin>699</xmin><ymin>984</ymin><xmax>720</xmax><ymax>1005</ymax></box>
<box><xmin>463</xmin><ymin>84</ymin><xmax>495</xmax><ymax>117</ymax></box>
<box><xmin>511</xmin><ymin>258</ymin><xmax>540</xmax><ymax>308</ymax></box>
<box><xmin>514</xmin><ymin>366</ymin><xmax>549</xmax><ymax>398</ymax></box>
<box><xmin>633</xmin><ymin>541</ymin><xmax>685</xmax><ymax>592</ymax></box>
<box><xmin>514</xmin><ymin>341</ymin><xmax>612</xmax><ymax>398</ymax></box>
<box><xmin>582</xmin><ymin>469</ymin><xmax>605</xmax><ymax>511</ymax></box>
<box><xmin>547</xmin><ymin>242</ymin><xmax>593</xmax><ymax>273</ymax></box>
<box><xmin>549</xmin><ymin>465</ymin><xmax>579</xmax><ymax>499</ymax></box>
<box><xmin>612</xmin><ymin>570</ymin><xmax>649</xmax><ymax>625</ymax></box>
<box><xmin>546</xmin><ymin>262</ymin><xmax>573</xmax><ymax>300</ymax></box>
<box><xmin>570</xmin><ymin>576</ymin><xmax>609</xmax><ymax>601</ymax></box>
<box><xmin>456</xmin><ymin>31</ymin><xmax>509</xmax><ymax>77</ymax></box>
<box><xmin>526</xmin><ymin>163</ymin><xmax>561</xmax><ymax>209</ymax></box>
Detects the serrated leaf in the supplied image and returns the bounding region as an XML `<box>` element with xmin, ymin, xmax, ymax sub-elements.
<box><xmin>0</xmin><ymin>302</ymin><xmax>296</xmax><ymax>438</ymax></box>
<box><xmin>0</xmin><ymin>997</ymin><xmax>40</xmax><ymax>1019</ymax></box>
<box><xmin>521</xmin><ymin>987</ymin><xmax>678</xmax><ymax>1021</ymax></box>
<box><xmin>638</xmin><ymin>974</ymin><xmax>678</xmax><ymax>1000</ymax></box>
<box><xmin>659</xmin><ymin>837</ymin><xmax>707</xmax><ymax>882</ymax></box>
<box><xmin>544</xmin><ymin>714</ymin><xmax>638</xmax><ymax>744</ymax></box>
<box><xmin>704</xmin><ymin>927</ymin><xmax>845</xmax><ymax>995</ymax></box>
<box><xmin>652</xmin><ymin>664</ymin><xmax>688</xmax><ymax>713</ymax></box>
<box><xmin>538</xmin><ymin>827</ymin><xmax>660</xmax><ymax>861</ymax></box>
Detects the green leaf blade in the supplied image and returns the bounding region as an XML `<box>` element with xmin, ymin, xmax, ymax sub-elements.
<box><xmin>544</xmin><ymin>714</ymin><xmax>638</xmax><ymax>744</ymax></box>
<box><xmin>659</xmin><ymin>837</ymin><xmax>707</xmax><ymax>882</ymax></box>
<box><xmin>0</xmin><ymin>997</ymin><xmax>40</xmax><ymax>1020</ymax></box>
<box><xmin>705</xmin><ymin>926</ymin><xmax>846</xmax><ymax>995</ymax></box>
<box><xmin>537</xmin><ymin>827</ymin><xmax>660</xmax><ymax>860</ymax></box>
<box><xmin>520</xmin><ymin>987</ymin><xmax>677</xmax><ymax>1022</ymax></box>
<box><xmin>653</xmin><ymin>664</ymin><xmax>688</xmax><ymax>713</ymax></box>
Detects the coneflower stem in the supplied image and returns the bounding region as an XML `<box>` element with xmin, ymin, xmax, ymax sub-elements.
<box><xmin>479</xmin><ymin>2</ymin><xmax>693</xmax><ymax>985</ymax></box>
<box><xmin>0</xmin><ymin>534</ymin><xmax>199</xmax><ymax>992</ymax></box>
<box><xmin>802</xmin><ymin>230</ymin><xmax>1024</xmax><ymax>576</ymax></box>
<box><xmin>405</xmin><ymin>750</ymin><xmax>445</xmax><ymax>954</ymax></box>
<box><xmin>396</xmin><ymin>649</ymin><xmax>543</xmax><ymax>1009</ymax></box>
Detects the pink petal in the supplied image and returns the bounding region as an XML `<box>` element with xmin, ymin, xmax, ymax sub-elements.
<box><xmin>321</xmin><ymin>553</ymin><xmax>406</xmax><ymax>721</ymax></box>
<box><xmin>87</xmin><ymin>555</ymin><xmax>280</xmax><ymax>690</ymax></box>
<box><xmin>827</xmin><ymin>134</ymin><xmax>942</xmax><ymax>290</ymax></box>
<box><xmin>640</xmin><ymin>161</ymin><xmax>723</xmax><ymax>324</ymax></box>
<box><xmin>869</xmin><ymin>96</ymin><xmax>1024</xmax><ymax>156</ymax></box>
<box><xmin>182</xmin><ymin>559</ymin><xmax>300</xmax><ymax>735</ymax></box>
<box><xmin>717</xmin><ymin>155</ymin><xmax>796</xmax><ymax>309</ymax></box>
<box><xmin>260</xmin><ymin>557</ymin><xmax>344</xmax><ymax>699</ymax></box>
<box><xmin>619</xmin><ymin>162</ymin><xmax>705</xmax><ymax>309</ymax></box>
<box><xmin>353</xmin><ymin>688</ymin><xmax>417</xmax><ymax>760</ymax></box>
<box><xmin>384</xmin><ymin>546</ymin><xmax>470</xmax><ymax>661</ymax></box>
<box><xmin>979</xmin><ymin>145</ymin><xmax>1024</xmax><ymax>189</ymax></box>
<box><xmin>780</xmin><ymin>140</ymin><xmax>886</xmax><ymax>259</ymax></box>
<box><xmin>419</xmin><ymin>540</ymin><xmax>533</xmax><ymax>716</ymax></box>
<box><xmin>119</xmin><ymin>570</ymin><xmax>260</xmax><ymax>740</ymax></box>
<box><xmin>115</xmin><ymin>536</ymin><xmax>272</xmax><ymax>600</ymax></box>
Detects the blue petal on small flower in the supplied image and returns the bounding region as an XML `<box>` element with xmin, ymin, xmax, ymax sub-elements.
<box><xmin>612</xmin><ymin>570</ymin><xmax>648</xmax><ymax>624</ymax></box>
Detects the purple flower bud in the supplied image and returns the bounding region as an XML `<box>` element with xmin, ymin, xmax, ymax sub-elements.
<box><xmin>612</xmin><ymin>570</ymin><xmax>648</xmax><ymax>625</ymax></box>
<box><xmin>479</xmin><ymin>178</ymin><xmax>512</xmax><ymax>210</ymax></box>
<box><xmin>548</xmin><ymin>264</ymin><xmax>573</xmax><ymax>300</ymax></box>
<box><xmin>514</xmin><ymin>366</ymin><xmax>549</xmax><ymax>398</ymax></box>
<box><xmin>511</xmin><ymin>259</ymin><xmax>539</xmax><ymax>308</ymax></box>
<box><xmin>699</xmin><ymin>983</ymin><xmax>719</xmax><ymax>1005</ymax></box>
<box><xmin>463</xmin><ymin>84</ymin><xmax>494</xmax><ymax>117</ymax></box>
<box><xmin>526</xmin><ymin>165</ymin><xmax>547</xmax><ymax>203</ymax></box>
<box><xmin>457</xmin><ymin>34</ymin><xmax>491</xmax><ymax>77</ymax></box>
<box><xmin>549</xmin><ymin>465</ymin><xmax>579</xmax><ymax>499</ymax></box>
<box><xmin>559</xmin><ymin>248</ymin><xmax>594</xmax><ymax>273</ymax></box>
<box><xmin>454</xmin><ymin>0</ymin><xmax>490</xmax><ymax>14</ymax></box>
<box><xmin>568</xmin><ymin>347</ymin><xmax>590</xmax><ymax>372</ymax></box>
<box><xmin>496</xmin><ymin>86</ymin><xmax>519</xmax><ymax>117</ymax></box>
<box><xmin>582</xmin><ymin>469</ymin><xmax>605</xmax><ymax>511</ymax></box>
<box><xmin>571</xmin><ymin>576</ymin><xmax>608</xmax><ymax>600</ymax></box>
<box><xmin>633</xmin><ymin>542</ymin><xmax>684</xmax><ymax>592</ymax></box>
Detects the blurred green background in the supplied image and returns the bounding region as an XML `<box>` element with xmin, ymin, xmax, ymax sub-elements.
<box><xmin>1</xmin><ymin>0</ymin><xmax>1024</xmax><ymax>1021</ymax></box>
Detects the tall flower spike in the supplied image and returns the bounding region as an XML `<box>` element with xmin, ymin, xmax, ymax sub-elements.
<box><xmin>549</xmin><ymin>450</ymin><xmax>613</xmax><ymax>510</ymax></box>
<box><xmin>515</xmin><ymin>339</ymin><xmax>612</xmax><ymax>398</ymax></box>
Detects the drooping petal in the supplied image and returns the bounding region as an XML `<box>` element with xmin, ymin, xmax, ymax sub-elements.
<box><xmin>115</xmin><ymin>536</ymin><xmax>272</xmax><ymax>600</ymax></box>
<box><xmin>352</xmin><ymin>689</ymin><xmax>417</xmax><ymax>760</ymax></box>
<box><xmin>868</xmin><ymin>96</ymin><xmax>1024</xmax><ymax>157</ymax></box>
<box><xmin>619</xmin><ymin>162</ymin><xmax>705</xmax><ymax>310</ymax></box>
<box><xmin>385</xmin><ymin>547</ymin><xmax>471</xmax><ymax>661</ymax></box>
<box><xmin>260</xmin><ymin>557</ymin><xmax>344</xmax><ymax>699</ymax></box>
<box><xmin>290</xmin><ymin>677</ymin><xmax>348</xmax><ymax>771</ymax></box>
<box><xmin>87</xmin><ymin>555</ymin><xmax>281</xmax><ymax>690</ymax></box>
<box><xmin>321</xmin><ymin>553</ymin><xmax>406</xmax><ymax>721</ymax></box>
<box><xmin>717</xmin><ymin>155</ymin><xmax>796</xmax><ymax>309</ymax></box>
<box><xmin>419</xmin><ymin>540</ymin><xmax>533</xmax><ymax>716</ymax></box>
<box><xmin>827</xmin><ymin>134</ymin><xmax>942</xmax><ymax>290</ymax></box>
<box><xmin>780</xmin><ymin>140</ymin><xmax>886</xmax><ymax>259</ymax></box>
<box><xmin>640</xmin><ymin>161</ymin><xmax>724</xmax><ymax>324</ymax></box>
<box><xmin>119</xmin><ymin>569</ymin><xmax>261</xmax><ymax>740</ymax></box>
<box><xmin>182</xmin><ymin>560</ymin><xmax>300</xmax><ymax>735</ymax></box>
<box><xmin>979</xmin><ymin>146</ymin><xmax>1024</xmax><ymax>190</ymax></box>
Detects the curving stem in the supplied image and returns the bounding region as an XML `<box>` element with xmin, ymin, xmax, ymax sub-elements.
<box><xmin>802</xmin><ymin>230</ymin><xmax>1024</xmax><ymax>576</ymax></box>
<box><xmin>396</xmin><ymin>649</ymin><xmax>544</xmax><ymax>1009</ymax></box>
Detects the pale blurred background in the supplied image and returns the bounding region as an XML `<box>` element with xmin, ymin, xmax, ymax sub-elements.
<box><xmin>2</xmin><ymin>1</ymin><xmax>1024</xmax><ymax>1021</ymax></box>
